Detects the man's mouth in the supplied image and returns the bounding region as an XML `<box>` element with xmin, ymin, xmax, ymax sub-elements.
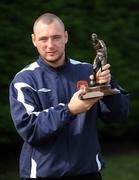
<box><xmin>47</xmin><ymin>51</ymin><xmax>56</xmax><ymax>54</ymax></box>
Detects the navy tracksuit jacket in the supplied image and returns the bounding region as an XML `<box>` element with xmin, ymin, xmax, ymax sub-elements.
<box><xmin>9</xmin><ymin>56</ymin><xmax>130</xmax><ymax>178</ymax></box>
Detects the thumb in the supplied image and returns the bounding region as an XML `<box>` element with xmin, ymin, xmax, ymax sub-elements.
<box><xmin>76</xmin><ymin>89</ymin><xmax>87</xmax><ymax>100</ymax></box>
<box><xmin>76</xmin><ymin>89</ymin><xmax>85</xmax><ymax>95</ymax></box>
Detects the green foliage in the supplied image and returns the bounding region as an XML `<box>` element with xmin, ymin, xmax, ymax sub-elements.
<box><xmin>102</xmin><ymin>152</ymin><xmax>139</xmax><ymax>180</ymax></box>
<box><xmin>0</xmin><ymin>0</ymin><xmax>139</xmax><ymax>143</ymax></box>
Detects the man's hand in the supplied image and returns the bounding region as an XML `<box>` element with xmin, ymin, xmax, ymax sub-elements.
<box><xmin>90</xmin><ymin>63</ymin><xmax>111</xmax><ymax>84</ymax></box>
<box><xmin>68</xmin><ymin>89</ymin><xmax>101</xmax><ymax>115</ymax></box>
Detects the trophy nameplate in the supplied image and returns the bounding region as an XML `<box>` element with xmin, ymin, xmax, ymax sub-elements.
<box><xmin>80</xmin><ymin>33</ymin><xmax>120</xmax><ymax>100</ymax></box>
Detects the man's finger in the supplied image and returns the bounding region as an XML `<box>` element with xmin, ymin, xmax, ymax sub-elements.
<box><xmin>102</xmin><ymin>63</ymin><xmax>111</xmax><ymax>71</ymax></box>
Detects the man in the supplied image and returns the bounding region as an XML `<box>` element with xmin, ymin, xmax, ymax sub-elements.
<box><xmin>9</xmin><ymin>13</ymin><xmax>130</xmax><ymax>180</ymax></box>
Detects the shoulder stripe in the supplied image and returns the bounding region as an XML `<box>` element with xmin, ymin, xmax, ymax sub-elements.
<box><xmin>70</xmin><ymin>58</ymin><xmax>88</xmax><ymax>65</ymax></box>
<box><xmin>14</xmin><ymin>82</ymin><xmax>35</xmax><ymax>115</ymax></box>
<box><xmin>16</xmin><ymin>62</ymin><xmax>40</xmax><ymax>76</ymax></box>
<box><xmin>14</xmin><ymin>82</ymin><xmax>65</xmax><ymax>116</ymax></box>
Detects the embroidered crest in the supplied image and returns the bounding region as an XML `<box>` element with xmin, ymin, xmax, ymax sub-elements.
<box><xmin>77</xmin><ymin>80</ymin><xmax>89</xmax><ymax>90</ymax></box>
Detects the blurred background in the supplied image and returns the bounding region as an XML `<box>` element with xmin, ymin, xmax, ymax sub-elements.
<box><xmin>0</xmin><ymin>0</ymin><xmax>139</xmax><ymax>179</ymax></box>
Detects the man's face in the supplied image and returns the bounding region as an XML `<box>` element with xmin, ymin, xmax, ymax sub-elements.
<box><xmin>32</xmin><ymin>20</ymin><xmax>68</xmax><ymax>66</ymax></box>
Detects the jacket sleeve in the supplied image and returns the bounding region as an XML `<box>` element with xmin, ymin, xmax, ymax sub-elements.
<box><xmin>9</xmin><ymin>80</ymin><xmax>73</xmax><ymax>145</ymax></box>
<box><xmin>99</xmin><ymin>77</ymin><xmax>130</xmax><ymax>122</ymax></box>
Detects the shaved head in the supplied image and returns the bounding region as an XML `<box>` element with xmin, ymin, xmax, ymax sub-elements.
<box><xmin>31</xmin><ymin>13</ymin><xmax>68</xmax><ymax>68</ymax></box>
<box><xmin>33</xmin><ymin>13</ymin><xmax>65</xmax><ymax>33</ymax></box>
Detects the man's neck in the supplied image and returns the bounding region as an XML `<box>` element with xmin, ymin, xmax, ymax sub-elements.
<box><xmin>41</xmin><ymin>55</ymin><xmax>66</xmax><ymax>68</ymax></box>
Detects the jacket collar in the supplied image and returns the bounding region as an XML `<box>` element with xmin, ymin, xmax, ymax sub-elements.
<box><xmin>37</xmin><ymin>55</ymin><xmax>71</xmax><ymax>73</ymax></box>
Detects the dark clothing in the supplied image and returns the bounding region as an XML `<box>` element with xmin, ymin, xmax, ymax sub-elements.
<box><xmin>24</xmin><ymin>172</ymin><xmax>102</xmax><ymax>180</ymax></box>
<box><xmin>9</xmin><ymin>57</ymin><xmax>130</xmax><ymax>179</ymax></box>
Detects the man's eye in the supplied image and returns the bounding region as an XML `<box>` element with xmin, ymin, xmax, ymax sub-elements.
<box><xmin>39</xmin><ymin>37</ymin><xmax>47</xmax><ymax>42</ymax></box>
<box><xmin>41</xmin><ymin>39</ymin><xmax>47</xmax><ymax>42</ymax></box>
<box><xmin>54</xmin><ymin>36</ymin><xmax>61</xmax><ymax>40</ymax></box>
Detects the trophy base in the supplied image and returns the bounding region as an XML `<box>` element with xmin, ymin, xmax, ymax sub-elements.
<box><xmin>80</xmin><ymin>84</ymin><xmax>120</xmax><ymax>100</ymax></box>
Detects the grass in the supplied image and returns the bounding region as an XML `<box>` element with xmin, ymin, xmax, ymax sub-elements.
<box><xmin>0</xmin><ymin>143</ymin><xmax>139</xmax><ymax>180</ymax></box>
<box><xmin>102</xmin><ymin>152</ymin><xmax>139</xmax><ymax>180</ymax></box>
<box><xmin>101</xmin><ymin>140</ymin><xmax>139</xmax><ymax>180</ymax></box>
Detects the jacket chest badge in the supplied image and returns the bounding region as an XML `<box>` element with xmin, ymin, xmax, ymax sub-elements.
<box><xmin>77</xmin><ymin>80</ymin><xmax>89</xmax><ymax>90</ymax></box>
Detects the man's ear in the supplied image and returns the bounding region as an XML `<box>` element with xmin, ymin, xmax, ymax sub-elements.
<box><xmin>65</xmin><ymin>31</ymin><xmax>68</xmax><ymax>44</ymax></box>
<box><xmin>31</xmin><ymin>34</ymin><xmax>36</xmax><ymax>47</ymax></box>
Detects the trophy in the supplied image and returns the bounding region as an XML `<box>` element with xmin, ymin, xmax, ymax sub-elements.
<box><xmin>80</xmin><ymin>33</ymin><xmax>120</xmax><ymax>99</ymax></box>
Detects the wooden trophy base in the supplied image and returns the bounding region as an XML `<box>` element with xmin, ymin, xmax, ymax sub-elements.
<box><xmin>80</xmin><ymin>84</ymin><xmax>120</xmax><ymax>100</ymax></box>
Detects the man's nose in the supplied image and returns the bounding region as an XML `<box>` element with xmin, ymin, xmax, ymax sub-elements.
<box><xmin>47</xmin><ymin>38</ymin><xmax>54</xmax><ymax>48</ymax></box>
